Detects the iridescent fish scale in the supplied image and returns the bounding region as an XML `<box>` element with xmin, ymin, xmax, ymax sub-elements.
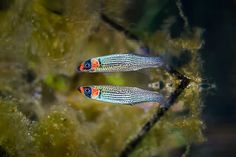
<box><xmin>93</xmin><ymin>85</ymin><xmax>163</xmax><ymax>105</ymax></box>
<box><xmin>93</xmin><ymin>54</ymin><xmax>163</xmax><ymax>72</ymax></box>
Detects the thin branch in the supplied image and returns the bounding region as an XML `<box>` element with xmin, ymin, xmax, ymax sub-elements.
<box><xmin>176</xmin><ymin>0</ymin><xmax>189</xmax><ymax>29</ymax></box>
<box><xmin>100</xmin><ymin>13</ymin><xmax>149</xmax><ymax>52</ymax></box>
<box><xmin>181</xmin><ymin>144</ymin><xmax>190</xmax><ymax>157</ymax></box>
<box><xmin>164</xmin><ymin>65</ymin><xmax>187</xmax><ymax>80</ymax></box>
<box><xmin>119</xmin><ymin>77</ymin><xmax>190</xmax><ymax>157</ymax></box>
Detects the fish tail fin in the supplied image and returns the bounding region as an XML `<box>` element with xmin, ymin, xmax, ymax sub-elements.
<box><xmin>155</xmin><ymin>57</ymin><xmax>165</xmax><ymax>67</ymax></box>
<box><xmin>157</xmin><ymin>94</ymin><xmax>166</xmax><ymax>107</ymax></box>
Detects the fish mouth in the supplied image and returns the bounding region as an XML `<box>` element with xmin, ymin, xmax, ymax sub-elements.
<box><xmin>77</xmin><ymin>66</ymin><xmax>81</xmax><ymax>72</ymax></box>
<box><xmin>77</xmin><ymin>87</ymin><xmax>81</xmax><ymax>93</ymax></box>
<box><xmin>77</xmin><ymin>87</ymin><xmax>84</xmax><ymax>93</ymax></box>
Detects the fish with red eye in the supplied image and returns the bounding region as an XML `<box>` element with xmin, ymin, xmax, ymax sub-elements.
<box><xmin>77</xmin><ymin>58</ymin><xmax>100</xmax><ymax>72</ymax></box>
<box><xmin>78</xmin><ymin>86</ymin><xmax>100</xmax><ymax>99</ymax></box>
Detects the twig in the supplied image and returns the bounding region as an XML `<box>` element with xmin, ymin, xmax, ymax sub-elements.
<box><xmin>176</xmin><ymin>0</ymin><xmax>189</xmax><ymax>29</ymax></box>
<box><xmin>119</xmin><ymin>77</ymin><xmax>190</xmax><ymax>157</ymax></box>
<box><xmin>181</xmin><ymin>144</ymin><xmax>190</xmax><ymax>157</ymax></box>
<box><xmin>100</xmin><ymin>13</ymin><xmax>149</xmax><ymax>52</ymax></box>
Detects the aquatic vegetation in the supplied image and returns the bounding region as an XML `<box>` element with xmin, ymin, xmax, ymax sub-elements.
<box><xmin>0</xmin><ymin>100</ymin><xmax>39</xmax><ymax>157</ymax></box>
<box><xmin>0</xmin><ymin>0</ymin><xmax>204</xmax><ymax>157</ymax></box>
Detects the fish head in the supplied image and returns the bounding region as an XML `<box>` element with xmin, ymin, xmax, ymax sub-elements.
<box><xmin>77</xmin><ymin>58</ymin><xmax>100</xmax><ymax>72</ymax></box>
<box><xmin>78</xmin><ymin>86</ymin><xmax>100</xmax><ymax>99</ymax></box>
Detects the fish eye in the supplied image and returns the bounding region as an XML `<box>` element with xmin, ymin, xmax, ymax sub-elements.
<box><xmin>85</xmin><ymin>63</ymin><xmax>89</xmax><ymax>68</ymax></box>
<box><xmin>85</xmin><ymin>88</ymin><xmax>90</xmax><ymax>93</ymax></box>
<box><xmin>84</xmin><ymin>60</ymin><xmax>91</xmax><ymax>70</ymax></box>
<box><xmin>83</xmin><ymin>87</ymin><xmax>91</xmax><ymax>97</ymax></box>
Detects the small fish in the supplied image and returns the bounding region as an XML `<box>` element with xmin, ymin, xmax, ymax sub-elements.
<box><xmin>77</xmin><ymin>53</ymin><xmax>164</xmax><ymax>72</ymax></box>
<box><xmin>78</xmin><ymin>85</ymin><xmax>164</xmax><ymax>105</ymax></box>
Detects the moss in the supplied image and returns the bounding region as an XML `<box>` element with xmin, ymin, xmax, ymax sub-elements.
<box><xmin>32</xmin><ymin>108</ymin><xmax>97</xmax><ymax>157</ymax></box>
<box><xmin>0</xmin><ymin>100</ymin><xmax>41</xmax><ymax>157</ymax></box>
<box><xmin>92</xmin><ymin>106</ymin><xmax>147</xmax><ymax>157</ymax></box>
<box><xmin>0</xmin><ymin>100</ymin><xmax>98</xmax><ymax>157</ymax></box>
<box><xmin>44</xmin><ymin>74</ymin><xmax>70</xmax><ymax>92</ymax></box>
<box><xmin>173</xmin><ymin>118</ymin><xmax>204</xmax><ymax>144</ymax></box>
<box><xmin>0</xmin><ymin>0</ymin><xmax>101</xmax><ymax>76</ymax></box>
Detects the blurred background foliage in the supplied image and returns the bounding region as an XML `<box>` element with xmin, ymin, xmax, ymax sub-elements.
<box><xmin>0</xmin><ymin>0</ymin><xmax>205</xmax><ymax>157</ymax></box>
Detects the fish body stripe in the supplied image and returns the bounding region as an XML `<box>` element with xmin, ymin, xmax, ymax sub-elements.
<box><xmin>92</xmin><ymin>54</ymin><xmax>163</xmax><ymax>72</ymax></box>
<box><xmin>91</xmin><ymin>86</ymin><xmax>163</xmax><ymax>105</ymax></box>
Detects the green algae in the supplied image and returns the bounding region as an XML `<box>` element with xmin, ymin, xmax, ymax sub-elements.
<box><xmin>0</xmin><ymin>0</ymin><xmax>204</xmax><ymax>157</ymax></box>
<box><xmin>0</xmin><ymin>100</ymin><xmax>40</xmax><ymax>157</ymax></box>
<box><xmin>0</xmin><ymin>100</ymin><xmax>98</xmax><ymax>157</ymax></box>
<box><xmin>44</xmin><ymin>73</ymin><xmax>70</xmax><ymax>92</ymax></box>
<box><xmin>32</xmin><ymin>108</ymin><xmax>97</xmax><ymax>157</ymax></box>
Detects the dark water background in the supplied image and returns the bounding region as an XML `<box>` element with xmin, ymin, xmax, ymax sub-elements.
<box><xmin>182</xmin><ymin>0</ymin><xmax>236</xmax><ymax>156</ymax></box>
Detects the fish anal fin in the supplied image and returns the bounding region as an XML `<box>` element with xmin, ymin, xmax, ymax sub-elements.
<box><xmin>135</xmin><ymin>102</ymin><xmax>160</xmax><ymax>112</ymax></box>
